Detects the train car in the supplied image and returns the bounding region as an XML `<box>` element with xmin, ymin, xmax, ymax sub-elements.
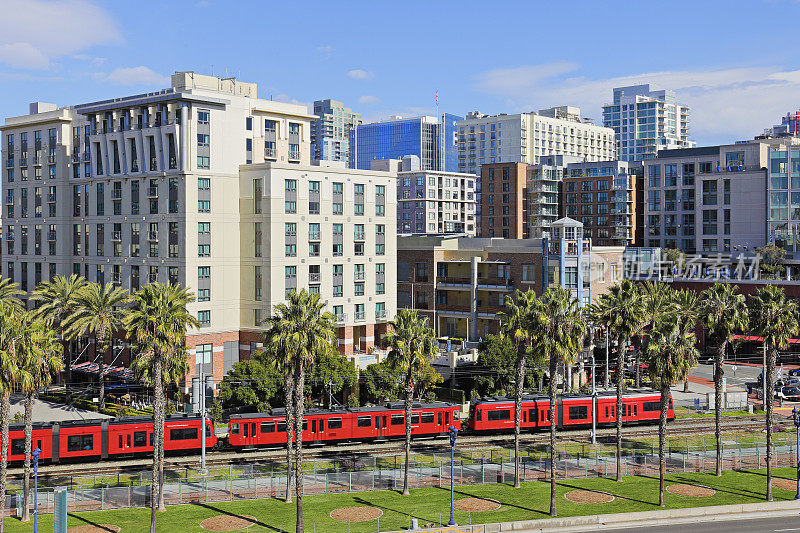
<box><xmin>228</xmin><ymin>402</ymin><xmax>462</xmax><ymax>449</ymax></box>
<box><xmin>466</xmin><ymin>389</ymin><xmax>673</xmax><ymax>433</ymax></box>
<box><xmin>4</xmin><ymin>414</ymin><xmax>216</xmax><ymax>464</ymax></box>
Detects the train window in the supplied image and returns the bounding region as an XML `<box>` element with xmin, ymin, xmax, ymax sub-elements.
<box><xmin>453</xmin><ymin>411</ymin><xmax>459</xmax><ymax>420</ymax></box>
<box><xmin>357</xmin><ymin>416</ymin><xmax>371</xmax><ymax>428</ymax></box>
<box><xmin>643</xmin><ymin>401</ymin><xmax>660</xmax><ymax>412</ymax></box>
<box><xmin>169</xmin><ymin>428</ymin><xmax>198</xmax><ymax>441</ymax></box>
<box><xmin>260</xmin><ymin>422</ymin><xmax>275</xmax><ymax>433</ymax></box>
<box><xmin>276</xmin><ymin>421</ymin><xmax>286</xmax><ymax>433</ymax></box>
<box><xmin>390</xmin><ymin>414</ymin><xmax>404</xmax><ymax>426</ymax></box>
<box><xmin>150</xmin><ymin>433</ymin><xmax>153</xmax><ymax>446</ymax></box>
<box><xmin>11</xmin><ymin>439</ymin><xmax>24</xmax><ymax>455</ymax></box>
<box><xmin>487</xmin><ymin>409</ymin><xmax>511</xmax><ymax>421</ymax></box>
<box><xmin>302</xmin><ymin>420</ymin><xmax>308</xmax><ymax>431</ymax></box>
<box><xmin>67</xmin><ymin>434</ymin><xmax>94</xmax><ymax>452</ymax></box>
<box><xmin>127</xmin><ymin>435</ymin><xmax>131</xmax><ymax>447</ymax></box>
<box><xmin>206</xmin><ymin>425</ymin><xmax>212</xmax><ymax>438</ymax></box>
<box><xmin>568</xmin><ymin>406</ymin><xmax>588</xmax><ymax>420</ymax></box>
<box><xmin>476</xmin><ymin>410</ymin><xmax>482</xmax><ymax>422</ymax></box>
<box><xmin>328</xmin><ymin>418</ymin><xmax>343</xmax><ymax>429</ymax></box>
<box><xmin>527</xmin><ymin>409</ymin><xmax>535</xmax><ymax>422</ymax></box>
<box><xmin>633</xmin><ymin>405</ymin><xmax>637</xmax><ymax>416</ymax></box>
<box><xmin>411</xmin><ymin>414</ymin><xmax>420</xmax><ymax>424</ymax></box>
<box><xmin>421</xmin><ymin>413</ymin><xmax>434</xmax><ymax>424</ymax></box>
<box><xmin>118</xmin><ymin>435</ymin><xmax>123</xmax><ymax>448</ymax></box>
<box><xmin>134</xmin><ymin>431</ymin><xmax>147</xmax><ymax>447</ymax></box>
<box><xmin>230</xmin><ymin>423</ymin><xmax>240</xmax><ymax>435</ymax></box>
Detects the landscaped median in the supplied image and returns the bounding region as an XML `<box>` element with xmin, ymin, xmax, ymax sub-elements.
<box><xmin>3</xmin><ymin>468</ymin><xmax>799</xmax><ymax>532</ymax></box>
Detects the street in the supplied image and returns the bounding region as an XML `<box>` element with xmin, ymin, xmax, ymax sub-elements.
<box><xmin>598</xmin><ymin>515</ymin><xmax>800</xmax><ymax>533</ymax></box>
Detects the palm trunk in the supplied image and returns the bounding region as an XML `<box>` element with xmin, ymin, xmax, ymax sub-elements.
<box><xmin>0</xmin><ymin>394</ymin><xmax>9</xmax><ymax>533</ymax></box>
<box><xmin>402</xmin><ymin>372</ymin><xmax>412</xmax><ymax>496</ymax></box>
<box><xmin>659</xmin><ymin>383</ymin><xmax>669</xmax><ymax>507</ymax></box>
<box><xmin>156</xmin><ymin>362</ymin><xmax>166</xmax><ymax>512</ymax></box>
<box><xmin>284</xmin><ymin>371</ymin><xmax>294</xmax><ymax>503</ymax></box>
<box><xmin>513</xmin><ymin>341</ymin><xmax>525</xmax><ymax>488</ymax></box>
<box><xmin>616</xmin><ymin>336</ymin><xmax>625</xmax><ymax>482</ymax></box>
<box><xmin>97</xmin><ymin>331</ymin><xmax>105</xmax><ymax>408</ymax></box>
<box><xmin>294</xmin><ymin>366</ymin><xmax>305</xmax><ymax>533</ymax></box>
<box><xmin>714</xmin><ymin>341</ymin><xmax>725</xmax><ymax>476</ymax></box>
<box><xmin>549</xmin><ymin>357</ymin><xmax>557</xmax><ymax>517</ymax></box>
<box><xmin>766</xmin><ymin>346</ymin><xmax>775</xmax><ymax>501</ymax></box>
<box><xmin>683</xmin><ymin>379</ymin><xmax>689</xmax><ymax>393</ymax></box>
<box><xmin>21</xmin><ymin>393</ymin><xmax>32</xmax><ymax>521</ymax></box>
<box><xmin>150</xmin><ymin>356</ymin><xmax>161</xmax><ymax>533</ymax></box>
<box><xmin>634</xmin><ymin>350</ymin><xmax>641</xmax><ymax>388</ymax></box>
<box><xmin>567</xmin><ymin>363</ymin><xmax>573</xmax><ymax>393</ymax></box>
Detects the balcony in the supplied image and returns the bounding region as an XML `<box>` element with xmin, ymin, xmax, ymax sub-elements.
<box><xmin>47</xmin><ymin>193</ymin><xmax>56</xmax><ymax>203</ymax></box>
<box><xmin>309</xmin><ymin>272</ymin><xmax>321</xmax><ymax>282</ymax></box>
<box><xmin>148</xmin><ymin>231</ymin><xmax>158</xmax><ymax>241</ymax></box>
<box><xmin>288</xmin><ymin>150</ymin><xmax>300</xmax><ymax>161</ymax></box>
<box><xmin>436</xmin><ymin>276</ymin><xmax>471</xmax><ymax>287</ymax></box>
<box><xmin>47</xmin><ymin>231</ymin><xmax>56</xmax><ymax>241</ymax></box>
<box><xmin>149</xmin><ymin>274</ymin><xmax>158</xmax><ymax>284</ymax></box>
<box><xmin>477</xmin><ymin>277</ymin><xmax>513</xmax><ymax>289</ymax></box>
<box><xmin>354</xmin><ymin>271</ymin><xmax>365</xmax><ymax>281</ymax></box>
<box><xmin>147</xmin><ymin>187</ymin><xmax>158</xmax><ymax>198</ymax></box>
<box><xmin>354</xmin><ymin>311</ymin><xmax>366</xmax><ymax>322</ymax></box>
<box><xmin>437</xmin><ymin>303</ymin><xmax>470</xmax><ymax>314</ymax></box>
<box><xmin>334</xmin><ymin>313</ymin><xmax>348</xmax><ymax>324</ymax></box>
<box><xmin>264</xmin><ymin>148</ymin><xmax>277</xmax><ymax>160</ymax></box>
<box><xmin>354</xmin><ymin>231</ymin><xmax>365</xmax><ymax>241</ymax></box>
<box><xmin>376</xmin><ymin>309</ymin><xmax>387</xmax><ymax>320</ymax></box>
<box><xmin>477</xmin><ymin>306</ymin><xmax>505</xmax><ymax>316</ymax></box>
<box><xmin>111</xmin><ymin>189</ymin><xmax>122</xmax><ymax>200</ymax></box>
<box><xmin>112</xmin><ymin>231</ymin><xmax>122</xmax><ymax>241</ymax></box>
<box><xmin>308</xmin><ymin>231</ymin><xmax>320</xmax><ymax>240</ymax></box>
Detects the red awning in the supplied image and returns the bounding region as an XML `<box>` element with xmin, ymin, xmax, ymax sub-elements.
<box><xmin>733</xmin><ymin>334</ymin><xmax>800</xmax><ymax>344</ymax></box>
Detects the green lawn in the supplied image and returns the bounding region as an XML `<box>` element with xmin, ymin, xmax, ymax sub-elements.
<box><xmin>2</xmin><ymin>468</ymin><xmax>798</xmax><ymax>532</ymax></box>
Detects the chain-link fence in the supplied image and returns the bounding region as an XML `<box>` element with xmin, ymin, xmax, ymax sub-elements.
<box><xmin>4</xmin><ymin>433</ymin><xmax>800</xmax><ymax>518</ymax></box>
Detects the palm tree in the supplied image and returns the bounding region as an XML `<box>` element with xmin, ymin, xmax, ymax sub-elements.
<box><xmin>699</xmin><ymin>283</ymin><xmax>748</xmax><ymax>476</ymax></box>
<box><xmin>126</xmin><ymin>283</ymin><xmax>198</xmax><ymax>533</ymax></box>
<box><xmin>642</xmin><ymin>292</ymin><xmax>699</xmax><ymax>506</ymax></box>
<box><xmin>261</xmin><ymin>319</ymin><xmax>295</xmax><ymax>503</ymax></box>
<box><xmin>0</xmin><ymin>303</ymin><xmax>26</xmax><ymax>533</ymax></box>
<box><xmin>497</xmin><ymin>289</ymin><xmax>537</xmax><ymax>488</ymax></box>
<box><xmin>749</xmin><ymin>285</ymin><xmax>798</xmax><ymax>501</ymax></box>
<box><xmin>385</xmin><ymin>308</ymin><xmax>437</xmax><ymax>497</ymax></box>
<box><xmin>31</xmin><ymin>274</ymin><xmax>87</xmax><ymax>384</ymax></box>
<box><xmin>638</xmin><ymin>281</ymin><xmax>672</xmax><ymax>388</ymax></box>
<box><xmin>590</xmin><ymin>279</ymin><xmax>645</xmax><ymax>482</ymax></box>
<box><xmin>531</xmin><ymin>286</ymin><xmax>585</xmax><ymax>517</ymax></box>
<box><xmin>0</xmin><ymin>277</ymin><xmax>23</xmax><ymax>310</ymax></box>
<box><xmin>67</xmin><ymin>283</ymin><xmax>130</xmax><ymax>407</ymax></box>
<box><xmin>18</xmin><ymin>315</ymin><xmax>62</xmax><ymax>522</ymax></box>
<box><xmin>268</xmin><ymin>290</ymin><xmax>336</xmax><ymax>533</ymax></box>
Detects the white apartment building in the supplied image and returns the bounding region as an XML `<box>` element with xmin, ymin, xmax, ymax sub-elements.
<box><xmin>239</xmin><ymin>162</ymin><xmax>397</xmax><ymax>355</ymax></box>
<box><xmin>456</xmin><ymin>106</ymin><xmax>616</xmax><ymax>175</ymax></box>
<box><xmin>1</xmin><ymin>72</ymin><xmax>373</xmax><ymax>395</ymax></box>
<box><xmin>602</xmin><ymin>84</ymin><xmax>694</xmax><ymax>162</ymax></box>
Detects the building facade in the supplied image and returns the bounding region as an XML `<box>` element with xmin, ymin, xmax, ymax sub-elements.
<box><xmin>349</xmin><ymin>114</ymin><xmax>461</xmax><ymax>172</ymax></box>
<box><xmin>396</xmin><ymin>168</ymin><xmax>477</xmax><ymax>235</ymax></box>
<box><xmin>602</xmin><ymin>84</ymin><xmax>694</xmax><ymax>162</ymax></box>
<box><xmin>479</xmin><ymin>162</ymin><xmax>528</xmax><ymax>238</ymax></box>
<box><xmin>766</xmin><ymin>140</ymin><xmax>800</xmax><ymax>256</ymax></box>
<box><xmin>643</xmin><ymin>143</ymin><xmax>768</xmax><ymax>254</ymax></box>
<box><xmin>238</xmin><ymin>162</ymin><xmax>397</xmax><ymax>355</ymax></box>
<box><xmin>562</xmin><ymin>160</ymin><xmax>643</xmax><ymax>246</ymax></box>
<box><xmin>310</xmin><ymin>99</ymin><xmax>361</xmax><ymax>164</ymax></box>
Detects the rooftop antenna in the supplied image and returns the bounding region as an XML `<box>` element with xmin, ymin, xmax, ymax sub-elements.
<box><xmin>211</xmin><ymin>64</ymin><xmax>214</xmax><ymax>77</ymax></box>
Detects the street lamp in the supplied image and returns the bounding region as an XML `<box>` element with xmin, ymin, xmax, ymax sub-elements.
<box><xmin>792</xmin><ymin>408</ymin><xmax>800</xmax><ymax>500</ymax></box>
<box><xmin>448</xmin><ymin>425</ymin><xmax>458</xmax><ymax>526</ymax></box>
<box><xmin>32</xmin><ymin>446</ymin><xmax>40</xmax><ymax>533</ymax></box>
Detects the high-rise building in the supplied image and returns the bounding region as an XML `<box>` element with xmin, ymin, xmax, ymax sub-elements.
<box><xmin>602</xmin><ymin>84</ymin><xmax>694</xmax><ymax>162</ymax></box>
<box><xmin>349</xmin><ymin>114</ymin><xmax>462</xmax><ymax>172</ymax></box>
<box><xmin>1</xmin><ymin>72</ymin><xmax>398</xmax><ymax>401</ymax></box>
<box><xmin>310</xmin><ymin>99</ymin><xmax>361</xmax><ymax>163</ymax></box>
<box><xmin>479</xmin><ymin>162</ymin><xmax>528</xmax><ymax>239</ymax></box>
<box><xmin>456</xmin><ymin>107</ymin><xmax>616</xmax><ymax>175</ymax></box>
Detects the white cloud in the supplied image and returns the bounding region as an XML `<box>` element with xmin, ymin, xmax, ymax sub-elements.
<box><xmin>348</xmin><ymin>69</ymin><xmax>374</xmax><ymax>81</ymax></box>
<box><xmin>358</xmin><ymin>95</ymin><xmax>379</xmax><ymax>105</ymax></box>
<box><xmin>317</xmin><ymin>45</ymin><xmax>333</xmax><ymax>60</ymax></box>
<box><xmin>104</xmin><ymin>66</ymin><xmax>168</xmax><ymax>86</ymax></box>
<box><xmin>474</xmin><ymin>62</ymin><xmax>800</xmax><ymax>144</ymax></box>
<box><xmin>0</xmin><ymin>0</ymin><xmax>121</xmax><ymax>70</ymax></box>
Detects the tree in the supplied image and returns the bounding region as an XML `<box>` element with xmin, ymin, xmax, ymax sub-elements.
<box><xmin>18</xmin><ymin>315</ymin><xmax>63</xmax><ymax>521</ymax></box>
<box><xmin>590</xmin><ymin>279</ymin><xmax>646</xmax><ymax>482</ymax></box>
<box><xmin>641</xmin><ymin>289</ymin><xmax>698</xmax><ymax>506</ymax></box>
<box><xmin>700</xmin><ymin>283</ymin><xmax>748</xmax><ymax>476</ymax></box>
<box><xmin>360</xmin><ymin>360</ymin><xmax>402</xmax><ymax>404</ymax></box>
<box><xmin>0</xmin><ymin>277</ymin><xmax>23</xmax><ymax>311</ymax></box>
<box><xmin>638</xmin><ymin>281</ymin><xmax>672</xmax><ymax>388</ymax></box>
<box><xmin>306</xmin><ymin>349</ymin><xmax>357</xmax><ymax>407</ymax></box>
<box><xmin>67</xmin><ymin>283</ymin><xmax>130</xmax><ymax>407</ymax></box>
<box><xmin>755</xmin><ymin>243</ymin><xmax>786</xmax><ymax>279</ymax></box>
<box><xmin>268</xmin><ymin>290</ymin><xmax>336</xmax><ymax>533</ymax></box>
<box><xmin>474</xmin><ymin>334</ymin><xmax>539</xmax><ymax>397</ymax></box>
<box><xmin>498</xmin><ymin>289</ymin><xmax>537</xmax><ymax>489</ymax></box>
<box><xmin>215</xmin><ymin>358</ymin><xmax>281</xmax><ymax>414</ymax></box>
<box><xmin>0</xmin><ymin>303</ymin><xmax>25</xmax><ymax>533</ymax></box>
<box><xmin>385</xmin><ymin>309</ymin><xmax>438</xmax><ymax>497</ymax></box>
<box><xmin>660</xmin><ymin>248</ymin><xmax>685</xmax><ymax>276</ymax></box>
<box><xmin>530</xmin><ymin>286</ymin><xmax>584</xmax><ymax>516</ymax></box>
<box><xmin>31</xmin><ymin>275</ymin><xmax>86</xmax><ymax>385</ymax></box>
<box><xmin>125</xmin><ymin>283</ymin><xmax>198</xmax><ymax>533</ymax></box>
<box><xmin>749</xmin><ymin>285</ymin><xmax>798</xmax><ymax>501</ymax></box>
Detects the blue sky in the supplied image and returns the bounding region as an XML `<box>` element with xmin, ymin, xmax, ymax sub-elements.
<box><xmin>1</xmin><ymin>0</ymin><xmax>799</xmax><ymax>145</ymax></box>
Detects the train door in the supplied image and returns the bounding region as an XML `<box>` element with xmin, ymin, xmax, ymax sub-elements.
<box><xmin>242</xmin><ymin>419</ymin><xmax>256</xmax><ymax>447</ymax></box>
<box><xmin>375</xmin><ymin>415</ymin><xmax>387</xmax><ymax>439</ymax></box>
<box><xmin>311</xmin><ymin>418</ymin><xmax>325</xmax><ymax>443</ymax></box>
<box><xmin>117</xmin><ymin>429</ymin><xmax>132</xmax><ymax>453</ymax></box>
<box><xmin>437</xmin><ymin>411</ymin><xmax>443</xmax><ymax>431</ymax></box>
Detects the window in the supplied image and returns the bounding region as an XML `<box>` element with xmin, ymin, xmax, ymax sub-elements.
<box><xmin>197</xmin><ymin>156</ymin><xmax>210</xmax><ymax>169</ymax></box>
<box><xmin>170</xmin><ymin>428</ymin><xmax>198</xmax><ymax>441</ymax></box>
<box><xmin>328</xmin><ymin>418</ymin><xmax>343</xmax><ymax>429</ymax></box>
<box><xmin>285</xmin><ymin>244</ymin><xmax>296</xmax><ymax>257</ymax></box>
<box><xmin>357</xmin><ymin>416</ymin><xmax>371</xmax><ymax>428</ymax></box>
<box><xmin>568</xmin><ymin>406</ymin><xmax>588</xmax><ymax>419</ymax></box>
<box><xmin>198</xmin><ymin>310</ymin><xmax>211</xmax><ymax>327</ymax></box>
<box><xmin>260</xmin><ymin>422</ymin><xmax>274</xmax><ymax>433</ymax></box>
<box><xmin>487</xmin><ymin>409</ymin><xmax>511</xmax><ymax>421</ymax></box>
<box><xmin>197</xmin><ymin>110</ymin><xmax>210</xmax><ymax>124</ymax></box>
<box><xmin>197</xmin><ymin>134</ymin><xmax>209</xmax><ymax>147</ymax></box>
<box><xmin>67</xmin><ymin>434</ymin><xmax>94</xmax><ymax>452</ymax></box>
<box><xmin>522</xmin><ymin>264</ymin><xmax>535</xmax><ymax>282</ymax></box>
<box><xmin>702</xmin><ymin>180</ymin><xmax>718</xmax><ymax>205</ymax></box>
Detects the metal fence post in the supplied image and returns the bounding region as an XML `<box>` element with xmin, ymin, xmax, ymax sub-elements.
<box><xmin>100</xmin><ymin>488</ymin><xmax>104</xmax><ymax>511</ymax></box>
<box><xmin>349</xmin><ymin>472</ymin><xmax>352</xmax><ymax>492</ymax></box>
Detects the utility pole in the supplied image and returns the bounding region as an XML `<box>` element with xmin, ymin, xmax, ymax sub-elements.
<box><xmin>200</xmin><ymin>360</ymin><xmax>207</xmax><ymax>476</ymax></box>
<box><xmin>604</xmin><ymin>328</ymin><xmax>610</xmax><ymax>389</ymax></box>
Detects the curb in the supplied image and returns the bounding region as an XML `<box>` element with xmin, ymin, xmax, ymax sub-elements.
<box><xmin>390</xmin><ymin>499</ymin><xmax>800</xmax><ymax>533</ymax></box>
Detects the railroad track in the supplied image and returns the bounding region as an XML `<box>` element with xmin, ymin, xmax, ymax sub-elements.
<box><xmin>9</xmin><ymin>415</ymin><xmax>776</xmax><ymax>479</ymax></box>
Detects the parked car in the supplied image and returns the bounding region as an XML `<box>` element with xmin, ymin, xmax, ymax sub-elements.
<box><xmin>780</xmin><ymin>386</ymin><xmax>800</xmax><ymax>402</ymax></box>
<box><xmin>789</xmin><ymin>369</ymin><xmax>800</xmax><ymax>377</ymax></box>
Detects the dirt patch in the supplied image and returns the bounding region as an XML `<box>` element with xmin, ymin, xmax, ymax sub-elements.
<box><xmin>329</xmin><ymin>506</ymin><xmax>384</xmax><ymax>522</ymax></box>
<box><xmin>564</xmin><ymin>490</ymin><xmax>615</xmax><ymax>504</ymax></box>
<box><xmin>772</xmin><ymin>478</ymin><xmax>798</xmax><ymax>491</ymax></box>
<box><xmin>200</xmin><ymin>515</ymin><xmax>257</xmax><ymax>531</ymax></box>
<box><xmin>454</xmin><ymin>497</ymin><xmax>501</xmax><ymax>511</ymax></box>
<box><xmin>667</xmin><ymin>484</ymin><xmax>716</xmax><ymax>497</ymax></box>
<box><xmin>67</xmin><ymin>526</ymin><xmax>121</xmax><ymax>533</ymax></box>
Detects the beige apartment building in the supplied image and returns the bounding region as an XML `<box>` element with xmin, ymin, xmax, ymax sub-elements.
<box><xmin>1</xmin><ymin>72</ymin><xmax>397</xmax><ymax>399</ymax></box>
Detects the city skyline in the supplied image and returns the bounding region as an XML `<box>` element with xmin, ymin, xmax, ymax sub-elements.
<box><xmin>1</xmin><ymin>0</ymin><xmax>800</xmax><ymax>146</ymax></box>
